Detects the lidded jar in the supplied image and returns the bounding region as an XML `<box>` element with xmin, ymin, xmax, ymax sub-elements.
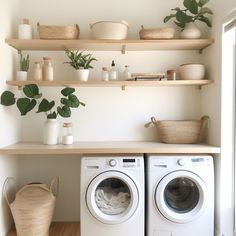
<box><xmin>42</xmin><ymin>57</ymin><xmax>53</xmax><ymax>81</ymax></box>
<box><xmin>62</xmin><ymin>122</ymin><xmax>73</xmax><ymax>145</ymax></box>
<box><xmin>33</xmin><ymin>62</ymin><xmax>42</xmax><ymax>80</ymax></box>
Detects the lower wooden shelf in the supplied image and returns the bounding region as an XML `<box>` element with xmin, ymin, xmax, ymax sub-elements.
<box><xmin>7</xmin><ymin>222</ymin><xmax>80</xmax><ymax>236</ymax></box>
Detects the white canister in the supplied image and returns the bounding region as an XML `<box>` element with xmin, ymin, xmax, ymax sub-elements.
<box><xmin>18</xmin><ymin>19</ymin><xmax>33</xmax><ymax>39</ymax></box>
<box><xmin>42</xmin><ymin>57</ymin><xmax>54</xmax><ymax>81</ymax></box>
<box><xmin>62</xmin><ymin>122</ymin><xmax>73</xmax><ymax>145</ymax></box>
<box><xmin>43</xmin><ymin>119</ymin><xmax>59</xmax><ymax>145</ymax></box>
<box><xmin>33</xmin><ymin>62</ymin><xmax>42</xmax><ymax>80</ymax></box>
<box><xmin>16</xmin><ymin>71</ymin><xmax>27</xmax><ymax>81</ymax></box>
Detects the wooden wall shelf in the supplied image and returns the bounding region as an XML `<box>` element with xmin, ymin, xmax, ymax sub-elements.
<box><xmin>0</xmin><ymin>141</ymin><xmax>220</xmax><ymax>155</ymax></box>
<box><xmin>6</xmin><ymin>79</ymin><xmax>213</xmax><ymax>89</ymax></box>
<box><xmin>7</xmin><ymin>222</ymin><xmax>80</xmax><ymax>236</ymax></box>
<box><xmin>5</xmin><ymin>38</ymin><xmax>214</xmax><ymax>53</ymax></box>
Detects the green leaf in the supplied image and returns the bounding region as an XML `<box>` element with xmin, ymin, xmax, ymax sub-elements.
<box><xmin>57</xmin><ymin>105</ymin><xmax>71</xmax><ymax>118</ymax></box>
<box><xmin>198</xmin><ymin>0</ymin><xmax>209</xmax><ymax>7</ymax></box>
<box><xmin>174</xmin><ymin>21</ymin><xmax>186</xmax><ymax>29</ymax></box>
<box><xmin>176</xmin><ymin>11</ymin><xmax>193</xmax><ymax>24</ymax></box>
<box><xmin>80</xmin><ymin>102</ymin><xmax>86</xmax><ymax>107</ymax></box>
<box><xmin>184</xmin><ymin>0</ymin><xmax>198</xmax><ymax>14</ymax></box>
<box><xmin>47</xmin><ymin>112</ymin><xmax>57</xmax><ymax>119</ymax></box>
<box><xmin>67</xmin><ymin>94</ymin><xmax>80</xmax><ymax>108</ymax></box>
<box><xmin>0</xmin><ymin>91</ymin><xmax>16</xmax><ymax>106</ymax></box>
<box><xmin>199</xmin><ymin>16</ymin><xmax>212</xmax><ymax>27</ymax></box>
<box><xmin>199</xmin><ymin>7</ymin><xmax>213</xmax><ymax>15</ymax></box>
<box><xmin>61</xmin><ymin>98</ymin><xmax>68</xmax><ymax>105</ymax></box>
<box><xmin>23</xmin><ymin>84</ymin><xmax>40</xmax><ymax>98</ymax></box>
<box><xmin>164</xmin><ymin>14</ymin><xmax>176</xmax><ymax>23</ymax></box>
<box><xmin>61</xmin><ymin>87</ymin><xmax>75</xmax><ymax>97</ymax></box>
<box><xmin>171</xmin><ymin>7</ymin><xmax>181</xmax><ymax>11</ymax></box>
<box><xmin>37</xmin><ymin>99</ymin><xmax>55</xmax><ymax>113</ymax></box>
<box><xmin>16</xmin><ymin>98</ymin><xmax>36</xmax><ymax>115</ymax></box>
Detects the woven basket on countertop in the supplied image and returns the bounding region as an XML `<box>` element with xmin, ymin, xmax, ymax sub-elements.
<box><xmin>37</xmin><ymin>22</ymin><xmax>80</xmax><ymax>39</ymax></box>
<box><xmin>4</xmin><ymin>177</ymin><xmax>59</xmax><ymax>236</ymax></box>
<box><xmin>145</xmin><ymin>116</ymin><xmax>209</xmax><ymax>144</ymax></box>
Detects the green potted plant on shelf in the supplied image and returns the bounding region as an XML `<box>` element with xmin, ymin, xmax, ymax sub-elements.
<box><xmin>17</xmin><ymin>54</ymin><xmax>30</xmax><ymax>81</ymax></box>
<box><xmin>163</xmin><ymin>0</ymin><xmax>213</xmax><ymax>39</ymax></box>
<box><xmin>0</xmin><ymin>84</ymin><xmax>85</xmax><ymax>145</ymax></box>
<box><xmin>64</xmin><ymin>49</ymin><xmax>97</xmax><ymax>81</ymax></box>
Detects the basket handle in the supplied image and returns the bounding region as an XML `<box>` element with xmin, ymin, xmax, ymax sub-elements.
<box><xmin>198</xmin><ymin>115</ymin><xmax>210</xmax><ymax>142</ymax></box>
<box><xmin>144</xmin><ymin>116</ymin><xmax>158</xmax><ymax>128</ymax></box>
<box><xmin>37</xmin><ymin>22</ymin><xmax>40</xmax><ymax>28</ymax></box>
<box><xmin>75</xmin><ymin>24</ymin><xmax>80</xmax><ymax>31</ymax></box>
<box><xmin>50</xmin><ymin>176</ymin><xmax>59</xmax><ymax>197</ymax></box>
<box><xmin>141</xmin><ymin>25</ymin><xmax>145</xmax><ymax>30</ymax></box>
<box><xmin>3</xmin><ymin>177</ymin><xmax>17</xmax><ymax>206</ymax></box>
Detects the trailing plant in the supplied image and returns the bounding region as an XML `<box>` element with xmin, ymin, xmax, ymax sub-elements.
<box><xmin>0</xmin><ymin>84</ymin><xmax>85</xmax><ymax>119</ymax></box>
<box><xmin>64</xmin><ymin>49</ymin><xmax>97</xmax><ymax>70</ymax></box>
<box><xmin>20</xmin><ymin>54</ymin><xmax>30</xmax><ymax>71</ymax></box>
<box><xmin>164</xmin><ymin>0</ymin><xmax>213</xmax><ymax>29</ymax></box>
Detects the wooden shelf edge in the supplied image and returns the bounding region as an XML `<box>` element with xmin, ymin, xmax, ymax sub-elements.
<box><xmin>7</xmin><ymin>222</ymin><xmax>80</xmax><ymax>236</ymax></box>
<box><xmin>0</xmin><ymin>141</ymin><xmax>221</xmax><ymax>155</ymax></box>
<box><xmin>6</xmin><ymin>79</ymin><xmax>214</xmax><ymax>88</ymax></box>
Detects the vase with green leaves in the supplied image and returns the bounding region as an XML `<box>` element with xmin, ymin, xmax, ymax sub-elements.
<box><xmin>17</xmin><ymin>54</ymin><xmax>30</xmax><ymax>81</ymax></box>
<box><xmin>64</xmin><ymin>49</ymin><xmax>97</xmax><ymax>81</ymax></box>
<box><xmin>0</xmin><ymin>84</ymin><xmax>85</xmax><ymax>144</ymax></box>
<box><xmin>164</xmin><ymin>0</ymin><xmax>213</xmax><ymax>38</ymax></box>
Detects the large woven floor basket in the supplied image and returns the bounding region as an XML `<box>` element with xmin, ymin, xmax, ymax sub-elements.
<box><xmin>145</xmin><ymin>116</ymin><xmax>209</xmax><ymax>144</ymax></box>
<box><xmin>4</xmin><ymin>177</ymin><xmax>59</xmax><ymax>236</ymax></box>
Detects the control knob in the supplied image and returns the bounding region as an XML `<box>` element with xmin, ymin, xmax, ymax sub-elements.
<box><xmin>109</xmin><ymin>159</ymin><xmax>117</xmax><ymax>167</ymax></box>
<box><xmin>177</xmin><ymin>159</ymin><xmax>186</xmax><ymax>166</ymax></box>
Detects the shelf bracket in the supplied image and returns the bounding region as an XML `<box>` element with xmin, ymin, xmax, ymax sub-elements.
<box><xmin>121</xmin><ymin>45</ymin><xmax>126</xmax><ymax>54</ymax></box>
<box><xmin>121</xmin><ymin>85</ymin><xmax>126</xmax><ymax>90</ymax></box>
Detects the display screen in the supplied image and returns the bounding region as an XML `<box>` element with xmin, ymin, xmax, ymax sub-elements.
<box><xmin>191</xmin><ymin>158</ymin><xmax>205</xmax><ymax>162</ymax></box>
<box><xmin>123</xmin><ymin>158</ymin><xmax>136</xmax><ymax>163</ymax></box>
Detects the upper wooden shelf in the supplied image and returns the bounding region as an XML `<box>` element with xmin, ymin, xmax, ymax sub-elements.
<box><xmin>0</xmin><ymin>141</ymin><xmax>220</xmax><ymax>155</ymax></box>
<box><xmin>5</xmin><ymin>38</ymin><xmax>214</xmax><ymax>53</ymax></box>
<box><xmin>6</xmin><ymin>79</ymin><xmax>213</xmax><ymax>89</ymax></box>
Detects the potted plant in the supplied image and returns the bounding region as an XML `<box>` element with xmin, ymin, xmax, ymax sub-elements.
<box><xmin>17</xmin><ymin>54</ymin><xmax>29</xmax><ymax>81</ymax></box>
<box><xmin>64</xmin><ymin>49</ymin><xmax>97</xmax><ymax>81</ymax></box>
<box><xmin>163</xmin><ymin>0</ymin><xmax>213</xmax><ymax>39</ymax></box>
<box><xmin>0</xmin><ymin>84</ymin><xmax>85</xmax><ymax>145</ymax></box>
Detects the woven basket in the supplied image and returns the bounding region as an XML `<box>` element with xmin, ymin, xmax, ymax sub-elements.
<box><xmin>139</xmin><ymin>25</ymin><xmax>175</xmax><ymax>40</ymax></box>
<box><xmin>145</xmin><ymin>116</ymin><xmax>209</xmax><ymax>144</ymax></box>
<box><xmin>37</xmin><ymin>22</ymin><xmax>80</xmax><ymax>39</ymax></box>
<box><xmin>4</xmin><ymin>177</ymin><xmax>59</xmax><ymax>236</ymax></box>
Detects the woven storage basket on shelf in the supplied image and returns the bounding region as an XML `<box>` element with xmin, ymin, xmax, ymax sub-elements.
<box><xmin>139</xmin><ymin>25</ymin><xmax>175</xmax><ymax>39</ymax></box>
<box><xmin>4</xmin><ymin>177</ymin><xmax>59</xmax><ymax>236</ymax></box>
<box><xmin>145</xmin><ymin>116</ymin><xmax>209</xmax><ymax>144</ymax></box>
<box><xmin>37</xmin><ymin>22</ymin><xmax>80</xmax><ymax>39</ymax></box>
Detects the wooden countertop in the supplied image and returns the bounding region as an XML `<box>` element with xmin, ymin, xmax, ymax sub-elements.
<box><xmin>0</xmin><ymin>141</ymin><xmax>220</xmax><ymax>155</ymax></box>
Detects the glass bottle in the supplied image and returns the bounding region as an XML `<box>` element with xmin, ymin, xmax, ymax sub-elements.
<box><xmin>109</xmin><ymin>60</ymin><xmax>118</xmax><ymax>80</ymax></box>
<box><xmin>101</xmin><ymin>67</ymin><xmax>109</xmax><ymax>81</ymax></box>
<box><xmin>42</xmin><ymin>57</ymin><xmax>53</xmax><ymax>81</ymax></box>
<box><xmin>62</xmin><ymin>122</ymin><xmax>73</xmax><ymax>145</ymax></box>
<box><xmin>33</xmin><ymin>62</ymin><xmax>42</xmax><ymax>80</ymax></box>
<box><xmin>123</xmin><ymin>65</ymin><xmax>131</xmax><ymax>80</ymax></box>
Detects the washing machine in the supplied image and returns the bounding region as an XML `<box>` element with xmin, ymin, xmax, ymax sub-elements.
<box><xmin>146</xmin><ymin>154</ymin><xmax>214</xmax><ymax>236</ymax></box>
<box><xmin>80</xmin><ymin>154</ymin><xmax>144</xmax><ymax>236</ymax></box>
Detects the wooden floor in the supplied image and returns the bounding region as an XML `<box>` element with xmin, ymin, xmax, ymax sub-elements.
<box><xmin>7</xmin><ymin>222</ymin><xmax>80</xmax><ymax>236</ymax></box>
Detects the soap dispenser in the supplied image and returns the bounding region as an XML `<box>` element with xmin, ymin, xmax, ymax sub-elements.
<box><xmin>109</xmin><ymin>60</ymin><xmax>118</xmax><ymax>80</ymax></box>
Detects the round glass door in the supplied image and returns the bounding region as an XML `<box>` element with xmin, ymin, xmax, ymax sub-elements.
<box><xmin>86</xmin><ymin>171</ymin><xmax>139</xmax><ymax>224</ymax></box>
<box><xmin>155</xmin><ymin>171</ymin><xmax>208</xmax><ymax>223</ymax></box>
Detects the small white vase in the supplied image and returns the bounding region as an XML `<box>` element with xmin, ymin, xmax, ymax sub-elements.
<box><xmin>76</xmin><ymin>69</ymin><xmax>89</xmax><ymax>81</ymax></box>
<box><xmin>180</xmin><ymin>22</ymin><xmax>202</xmax><ymax>39</ymax></box>
<box><xmin>43</xmin><ymin>119</ymin><xmax>59</xmax><ymax>145</ymax></box>
<box><xmin>16</xmin><ymin>71</ymin><xmax>28</xmax><ymax>81</ymax></box>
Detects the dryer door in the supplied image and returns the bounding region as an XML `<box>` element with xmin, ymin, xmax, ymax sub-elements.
<box><xmin>86</xmin><ymin>170</ymin><xmax>139</xmax><ymax>224</ymax></box>
<box><xmin>155</xmin><ymin>170</ymin><xmax>208</xmax><ymax>224</ymax></box>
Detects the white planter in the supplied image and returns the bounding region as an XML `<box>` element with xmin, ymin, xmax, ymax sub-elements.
<box><xmin>180</xmin><ymin>22</ymin><xmax>202</xmax><ymax>39</ymax></box>
<box><xmin>18</xmin><ymin>24</ymin><xmax>33</xmax><ymax>39</ymax></box>
<box><xmin>43</xmin><ymin>119</ymin><xmax>59</xmax><ymax>145</ymax></box>
<box><xmin>16</xmin><ymin>71</ymin><xmax>28</xmax><ymax>81</ymax></box>
<box><xmin>76</xmin><ymin>69</ymin><xmax>90</xmax><ymax>81</ymax></box>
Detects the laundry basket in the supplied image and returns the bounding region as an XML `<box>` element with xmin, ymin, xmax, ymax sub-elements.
<box><xmin>4</xmin><ymin>177</ymin><xmax>59</xmax><ymax>236</ymax></box>
<box><xmin>144</xmin><ymin>116</ymin><xmax>209</xmax><ymax>144</ymax></box>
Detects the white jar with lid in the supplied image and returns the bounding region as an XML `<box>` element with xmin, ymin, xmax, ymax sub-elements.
<box><xmin>101</xmin><ymin>67</ymin><xmax>109</xmax><ymax>81</ymax></box>
<box><xmin>42</xmin><ymin>57</ymin><xmax>53</xmax><ymax>81</ymax></box>
<box><xmin>18</xmin><ymin>19</ymin><xmax>33</xmax><ymax>39</ymax></box>
<box><xmin>62</xmin><ymin>122</ymin><xmax>73</xmax><ymax>145</ymax></box>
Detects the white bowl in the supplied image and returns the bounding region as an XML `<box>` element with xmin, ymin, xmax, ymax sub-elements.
<box><xmin>179</xmin><ymin>63</ymin><xmax>205</xmax><ymax>80</ymax></box>
<box><xmin>90</xmin><ymin>20</ymin><xmax>128</xmax><ymax>40</ymax></box>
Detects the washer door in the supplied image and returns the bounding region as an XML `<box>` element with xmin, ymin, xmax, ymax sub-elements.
<box><xmin>155</xmin><ymin>170</ymin><xmax>208</xmax><ymax>224</ymax></box>
<box><xmin>86</xmin><ymin>171</ymin><xmax>139</xmax><ymax>224</ymax></box>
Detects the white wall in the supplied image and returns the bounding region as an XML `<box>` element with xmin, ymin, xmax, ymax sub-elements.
<box><xmin>201</xmin><ymin>1</ymin><xmax>236</xmax><ymax>236</ymax></box>
<box><xmin>0</xmin><ymin>0</ymin><xmax>21</xmax><ymax>234</ymax></box>
<box><xmin>15</xmin><ymin>0</ymin><xmax>209</xmax><ymax>221</ymax></box>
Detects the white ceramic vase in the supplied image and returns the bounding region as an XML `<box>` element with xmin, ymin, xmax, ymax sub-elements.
<box><xmin>43</xmin><ymin>119</ymin><xmax>59</xmax><ymax>145</ymax></box>
<box><xmin>180</xmin><ymin>22</ymin><xmax>202</xmax><ymax>39</ymax></box>
<box><xmin>16</xmin><ymin>71</ymin><xmax>28</xmax><ymax>81</ymax></box>
<box><xmin>76</xmin><ymin>69</ymin><xmax>89</xmax><ymax>81</ymax></box>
